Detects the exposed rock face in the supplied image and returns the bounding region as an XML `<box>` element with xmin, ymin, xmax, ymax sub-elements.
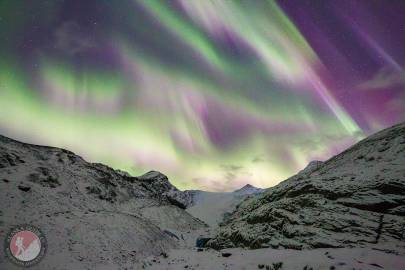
<box><xmin>208</xmin><ymin>123</ymin><xmax>405</xmax><ymax>251</ymax></box>
<box><xmin>0</xmin><ymin>135</ymin><xmax>205</xmax><ymax>269</ymax></box>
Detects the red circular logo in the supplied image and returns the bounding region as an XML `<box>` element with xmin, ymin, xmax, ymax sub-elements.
<box><xmin>10</xmin><ymin>230</ymin><xmax>41</xmax><ymax>261</ymax></box>
<box><xmin>4</xmin><ymin>224</ymin><xmax>46</xmax><ymax>267</ymax></box>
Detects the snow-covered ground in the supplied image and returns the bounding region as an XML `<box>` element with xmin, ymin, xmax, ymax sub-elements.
<box><xmin>143</xmin><ymin>246</ymin><xmax>405</xmax><ymax>270</ymax></box>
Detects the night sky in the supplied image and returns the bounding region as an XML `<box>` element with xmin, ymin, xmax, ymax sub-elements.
<box><xmin>0</xmin><ymin>0</ymin><xmax>404</xmax><ymax>191</ymax></box>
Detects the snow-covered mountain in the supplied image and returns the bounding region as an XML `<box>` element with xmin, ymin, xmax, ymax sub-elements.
<box><xmin>233</xmin><ymin>184</ymin><xmax>265</xmax><ymax>195</ymax></box>
<box><xmin>0</xmin><ymin>135</ymin><xmax>205</xmax><ymax>270</ymax></box>
<box><xmin>207</xmin><ymin>123</ymin><xmax>405</xmax><ymax>252</ymax></box>
<box><xmin>1</xmin><ymin>122</ymin><xmax>405</xmax><ymax>270</ymax></box>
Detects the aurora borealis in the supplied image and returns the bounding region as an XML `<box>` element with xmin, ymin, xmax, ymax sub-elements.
<box><xmin>0</xmin><ymin>1</ymin><xmax>404</xmax><ymax>191</ymax></box>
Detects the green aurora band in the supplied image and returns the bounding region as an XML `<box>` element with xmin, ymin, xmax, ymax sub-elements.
<box><xmin>1</xmin><ymin>0</ymin><xmax>403</xmax><ymax>190</ymax></box>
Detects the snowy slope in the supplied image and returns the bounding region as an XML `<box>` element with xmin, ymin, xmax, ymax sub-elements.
<box><xmin>207</xmin><ymin>123</ymin><xmax>405</xmax><ymax>251</ymax></box>
<box><xmin>185</xmin><ymin>185</ymin><xmax>264</xmax><ymax>228</ymax></box>
<box><xmin>0</xmin><ymin>135</ymin><xmax>205</xmax><ymax>270</ymax></box>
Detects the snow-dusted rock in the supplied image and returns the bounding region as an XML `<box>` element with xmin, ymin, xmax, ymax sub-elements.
<box><xmin>298</xmin><ymin>160</ymin><xmax>323</xmax><ymax>176</ymax></box>
<box><xmin>0</xmin><ymin>135</ymin><xmax>205</xmax><ymax>269</ymax></box>
<box><xmin>208</xmin><ymin>123</ymin><xmax>405</xmax><ymax>252</ymax></box>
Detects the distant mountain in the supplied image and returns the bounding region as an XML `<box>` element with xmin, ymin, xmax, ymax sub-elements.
<box><xmin>233</xmin><ymin>184</ymin><xmax>265</xmax><ymax>195</ymax></box>
<box><xmin>208</xmin><ymin>123</ymin><xmax>405</xmax><ymax>252</ymax></box>
<box><xmin>0</xmin><ymin>135</ymin><xmax>205</xmax><ymax>269</ymax></box>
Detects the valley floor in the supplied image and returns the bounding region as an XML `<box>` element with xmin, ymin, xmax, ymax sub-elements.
<box><xmin>142</xmin><ymin>246</ymin><xmax>405</xmax><ymax>270</ymax></box>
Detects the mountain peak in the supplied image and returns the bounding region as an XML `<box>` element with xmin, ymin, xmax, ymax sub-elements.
<box><xmin>233</xmin><ymin>184</ymin><xmax>264</xmax><ymax>195</ymax></box>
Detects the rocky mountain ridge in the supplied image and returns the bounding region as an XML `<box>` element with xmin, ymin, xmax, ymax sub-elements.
<box><xmin>0</xmin><ymin>134</ymin><xmax>205</xmax><ymax>270</ymax></box>
<box><xmin>207</xmin><ymin>123</ymin><xmax>405</xmax><ymax>252</ymax></box>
